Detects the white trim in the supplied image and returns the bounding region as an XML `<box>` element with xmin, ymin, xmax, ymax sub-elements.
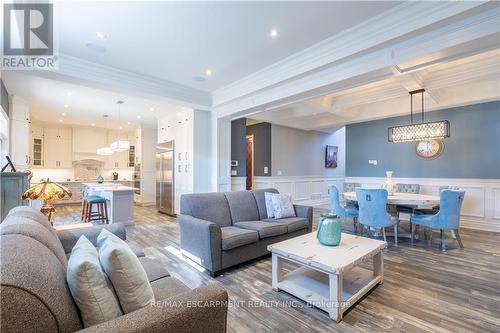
<box><xmin>43</xmin><ymin>54</ymin><xmax>212</xmax><ymax>108</ymax></box>
<box><xmin>253</xmin><ymin>176</ymin><xmax>344</xmax><ymax>207</ymax></box>
<box><xmin>214</xmin><ymin>5</ymin><xmax>499</xmax><ymax>118</ymax></box>
<box><xmin>230</xmin><ymin>177</ymin><xmax>247</xmax><ymax>192</ymax></box>
<box><xmin>213</xmin><ymin>1</ymin><xmax>485</xmax><ymax>107</ymax></box>
<box><xmin>346</xmin><ymin>176</ymin><xmax>500</xmax><ymax>233</ymax></box>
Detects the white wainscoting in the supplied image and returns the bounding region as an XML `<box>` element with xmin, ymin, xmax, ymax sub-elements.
<box><xmin>346</xmin><ymin>177</ymin><xmax>500</xmax><ymax>232</ymax></box>
<box><xmin>230</xmin><ymin>177</ymin><xmax>247</xmax><ymax>192</ymax></box>
<box><xmin>253</xmin><ymin>176</ymin><xmax>344</xmax><ymax>206</ymax></box>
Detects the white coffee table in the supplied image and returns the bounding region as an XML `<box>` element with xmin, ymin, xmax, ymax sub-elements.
<box><xmin>268</xmin><ymin>232</ymin><xmax>387</xmax><ymax>322</ymax></box>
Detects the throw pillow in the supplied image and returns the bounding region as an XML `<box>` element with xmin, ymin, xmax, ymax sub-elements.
<box><xmin>97</xmin><ymin>229</ymin><xmax>155</xmax><ymax>314</ymax></box>
<box><xmin>264</xmin><ymin>192</ymin><xmax>276</xmax><ymax>218</ymax></box>
<box><xmin>271</xmin><ymin>193</ymin><xmax>296</xmax><ymax>219</ymax></box>
<box><xmin>66</xmin><ymin>236</ymin><xmax>123</xmax><ymax>327</ymax></box>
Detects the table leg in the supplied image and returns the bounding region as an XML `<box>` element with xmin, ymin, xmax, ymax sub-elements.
<box><xmin>328</xmin><ymin>273</ymin><xmax>343</xmax><ymax>322</ymax></box>
<box><xmin>373</xmin><ymin>251</ymin><xmax>384</xmax><ymax>284</ymax></box>
<box><xmin>272</xmin><ymin>254</ymin><xmax>283</xmax><ymax>291</ymax></box>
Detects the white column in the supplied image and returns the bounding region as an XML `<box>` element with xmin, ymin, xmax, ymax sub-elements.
<box><xmin>210</xmin><ymin>113</ymin><xmax>231</xmax><ymax>192</ymax></box>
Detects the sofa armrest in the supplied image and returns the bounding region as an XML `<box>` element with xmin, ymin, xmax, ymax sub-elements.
<box><xmin>178</xmin><ymin>214</ymin><xmax>222</xmax><ymax>273</ymax></box>
<box><xmin>79</xmin><ymin>284</ymin><xmax>228</xmax><ymax>333</ymax></box>
<box><xmin>294</xmin><ymin>204</ymin><xmax>313</xmax><ymax>232</ymax></box>
<box><xmin>57</xmin><ymin>223</ymin><xmax>126</xmax><ymax>253</ymax></box>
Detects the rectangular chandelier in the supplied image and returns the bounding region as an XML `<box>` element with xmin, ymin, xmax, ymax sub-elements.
<box><xmin>388</xmin><ymin>120</ymin><xmax>450</xmax><ymax>143</ymax></box>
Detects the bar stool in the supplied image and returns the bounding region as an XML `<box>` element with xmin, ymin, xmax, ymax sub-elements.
<box><xmin>82</xmin><ymin>195</ymin><xmax>109</xmax><ymax>224</ymax></box>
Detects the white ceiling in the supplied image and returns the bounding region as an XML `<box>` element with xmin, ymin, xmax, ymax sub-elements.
<box><xmin>2</xmin><ymin>72</ymin><xmax>189</xmax><ymax>128</ymax></box>
<box><xmin>55</xmin><ymin>1</ymin><xmax>399</xmax><ymax>92</ymax></box>
<box><xmin>249</xmin><ymin>49</ymin><xmax>500</xmax><ymax>132</ymax></box>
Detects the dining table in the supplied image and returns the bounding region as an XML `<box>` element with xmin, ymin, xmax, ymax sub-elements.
<box><xmin>342</xmin><ymin>191</ymin><xmax>441</xmax><ymax>239</ymax></box>
<box><xmin>342</xmin><ymin>191</ymin><xmax>440</xmax><ymax>208</ymax></box>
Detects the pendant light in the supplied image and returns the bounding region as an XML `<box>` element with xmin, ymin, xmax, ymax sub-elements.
<box><xmin>97</xmin><ymin>115</ymin><xmax>113</xmax><ymax>155</ymax></box>
<box><xmin>110</xmin><ymin>100</ymin><xmax>130</xmax><ymax>152</ymax></box>
<box><xmin>388</xmin><ymin>89</ymin><xmax>450</xmax><ymax>143</ymax></box>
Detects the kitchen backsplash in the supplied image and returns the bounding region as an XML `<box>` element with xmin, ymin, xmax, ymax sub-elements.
<box><xmin>31</xmin><ymin>168</ymin><xmax>134</xmax><ymax>182</ymax></box>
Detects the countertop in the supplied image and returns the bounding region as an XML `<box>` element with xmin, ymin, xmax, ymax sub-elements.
<box><xmin>82</xmin><ymin>183</ymin><xmax>138</xmax><ymax>192</ymax></box>
<box><xmin>34</xmin><ymin>179</ymin><xmax>133</xmax><ymax>184</ymax></box>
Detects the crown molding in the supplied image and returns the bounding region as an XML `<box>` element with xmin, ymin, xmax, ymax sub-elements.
<box><xmin>213</xmin><ymin>4</ymin><xmax>500</xmax><ymax>118</ymax></box>
<box><xmin>212</xmin><ymin>1</ymin><xmax>489</xmax><ymax>108</ymax></box>
<box><xmin>44</xmin><ymin>54</ymin><xmax>212</xmax><ymax>109</ymax></box>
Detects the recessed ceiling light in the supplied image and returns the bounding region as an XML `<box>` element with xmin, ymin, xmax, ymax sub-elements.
<box><xmin>61</xmin><ymin>112</ymin><xmax>66</xmax><ymax>116</ymax></box>
<box><xmin>96</xmin><ymin>32</ymin><xmax>107</xmax><ymax>40</ymax></box>
<box><xmin>67</xmin><ymin>92</ymin><xmax>72</xmax><ymax>97</ymax></box>
<box><xmin>119</xmin><ymin>126</ymin><xmax>123</xmax><ymax>130</ymax></box>
<box><xmin>150</xmin><ymin>107</ymin><xmax>154</xmax><ymax>111</ymax></box>
<box><xmin>270</xmin><ymin>28</ymin><xmax>278</xmax><ymax>39</ymax></box>
<box><xmin>91</xmin><ymin>123</ymin><xmax>95</xmax><ymax>127</ymax></box>
<box><xmin>205</xmin><ymin>69</ymin><xmax>212</xmax><ymax>76</ymax></box>
<box><xmin>127</xmin><ymin>121</ymin><xmax>131</xmax><ymax>125</ymax></box>
<box><xmin>137</xmin><ymin>115</ymin><xmax>141</xmax><ymax>119</ymax></box>
<box><xmin>58</xmin><ymin>119</ymin><xmax>63</xmax><ymax>123</ymax></box>
<box><xmin>86</xmin><ymin>42</ymin><xmax>107</xmax><ymax>53</ymax></box>
<box><xmin>192</xmin><ymin>76</ymin><xmax>205</xmax><ymax>82</ymax></box>
<box><xmin>64</xmin><ymin>104</ymin><xmax>69</xmax><ymax>108</ymax></box>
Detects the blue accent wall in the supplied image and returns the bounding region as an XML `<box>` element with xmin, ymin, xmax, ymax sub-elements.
<box><xmin>346</xmin><ymin>101</ymin><xmax>500</xmax><ymax>179</ymax></box>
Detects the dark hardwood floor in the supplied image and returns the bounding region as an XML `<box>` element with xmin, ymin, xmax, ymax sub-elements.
<box><xmin>54</xmin><ymin>204</ymin><xmax>500</xmax><ymax>333</ymax></box>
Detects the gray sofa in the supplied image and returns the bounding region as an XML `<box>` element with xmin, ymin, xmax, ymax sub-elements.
<box><xmin>0</xmin><ymin>206</ymin><xmax>228</xmax><ymax>333</ymax></box>
<box><xmin>179</xmin><ymin>188</ymin><xmax>313</xmax><ymax>277</ymax></box>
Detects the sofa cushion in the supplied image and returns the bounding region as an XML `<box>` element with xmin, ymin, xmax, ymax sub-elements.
<box><xmin>263</xmin><ymin>217</ymin><xmax>309</xmax><ymax>233</ymax></box>
<box><xmin>224</xmin><ymin>191</ymin><xmax>260</xmax><ymax>223</ymax></box>
<box><xmin>0</xmin><ymin>234</ymin><xmax>83</xmax><ymax>332</ymax></box>
<box><xmin>180</xmin><ymin>192</ymin><xmax>232</xmax><ymax>227</ymax></box>
<box><xmin>150</xmin><ymin>276</ymin><xmax>190</xmax><ymax>301</ymax></box>
<box><xmin>1</xmin><ymin>215</ymin><xmax>68</xmax><ymax>267</ymax></box>
<box><xmin>251</xmin><ymin>188</ymin><xmax>279</xmax><ymax>220</ymax></box>
<box><xmin>221</xmin><ymin>226</ymin><xmax>259</xmax><ymax>250</ymax></box>
<box><xmin>67</xmin><ymin>236</ymin><xmax>122</xmax><ymax>327</ymax></box>
<box><xmin>271</xmin><ymin>193</ymin><xmax>296</xmax><ymax>219</ymax></box>
<box><xmin>97</xmin><ymin>229</ymin><xmax>155</xmax><ymax>314</ymax></box>
<box><xmin>7</xmin><ymin>206</ymin><xmax>53</xmax><ymax>231</ymax></box>
<box><xmin>234</xmin><ymin>221</ymin><xmax>287</xmax><ymax>239</ymax></box>
<box><xmin>139</xmin><ymin>257</ymin><xmax>170</xmax><ymax>282</ymax></box>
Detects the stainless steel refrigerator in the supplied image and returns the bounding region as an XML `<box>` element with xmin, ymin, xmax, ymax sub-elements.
<box><xmin>156</xmin><ymin>141</ymin><xmax>175</xmax><ymax>216</ymax></box>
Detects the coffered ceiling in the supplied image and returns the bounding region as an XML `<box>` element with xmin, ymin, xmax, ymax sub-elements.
<box><xmin>248</xmin><ymin>49</ymin><xmax>500</xmax><ymax>132</ymax></box>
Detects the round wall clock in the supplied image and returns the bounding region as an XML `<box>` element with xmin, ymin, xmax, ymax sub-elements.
<box><xmin>415</xmin><ymin>139</ymin><xmax>444</xmax><ymax>159</ymax></box>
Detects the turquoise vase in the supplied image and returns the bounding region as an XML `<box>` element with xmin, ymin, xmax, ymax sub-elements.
<box><xmin>317</xmin><ymin>213</ymin><xmax>342</xmax><ymax>246</ymax></box>
<box><xmin>96</xmin><ymin>175</ymin><xmax>104</xmax><ymax>184</ymax></box>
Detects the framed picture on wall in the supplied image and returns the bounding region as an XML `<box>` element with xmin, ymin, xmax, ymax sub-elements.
<box><xmin>325</xmin><ymin>145</ymin><xmax>338</xmax><ymax>168</ymax></box>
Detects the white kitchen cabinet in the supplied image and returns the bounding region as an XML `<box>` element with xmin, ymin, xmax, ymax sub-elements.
<box><xmin>44</xmin><ymin>136</ymin><xmax>72</xmax><ymax>168</ymax></box>
<box><xmin>31</xmin><ymin>137</ymin><xmax>44</xmax><ymax>167</ymax></box>
<box><xmin>10</xmin><ymin>119</ymin><xmax>31</xmax><ymax>168</ymax></box>
<box><xmin>10</xmin><ymin>97</ymin><xmax>31</xmax><ymax>168</ymax></box>
<box><xmin>31</xmin><ymin>123</ymin><xmax>44</xmax><ymax>137</ymax></box>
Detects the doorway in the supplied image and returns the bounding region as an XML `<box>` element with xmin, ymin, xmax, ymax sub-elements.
<box><xmin>246</xmin><ymin>135</ymin><xmax>254</xmax><ymax>190</ymax></box>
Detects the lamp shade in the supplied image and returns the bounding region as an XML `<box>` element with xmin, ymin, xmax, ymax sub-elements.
<box><xmin>22</xmin><ymin>180</ymin><xmax>72</xmax><ymax>201</ymax></box>
<box><xmin>110</xmin><ymin>140</ymin><xmax>130</xmax><ymax>152</ymax></box>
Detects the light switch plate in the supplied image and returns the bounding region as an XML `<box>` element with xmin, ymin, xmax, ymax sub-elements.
<box><xmin>277</xmin><ymin>170</ymin><xmax>282</xmax><ymax>176</ymax></box>
<box><xmin>231</xmin><ymin>170</ymin><xmax>237</xmax><ymax>176</ymax></box>
<box><xmin>264</xmin><ymin>166</ymin><xmax>268</xmax><ymax>174</ymax></box>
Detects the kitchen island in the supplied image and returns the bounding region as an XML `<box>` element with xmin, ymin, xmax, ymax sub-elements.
<box><xmin>82</xmin><ymin>183</ymin><xmax>137</xmax><ymax>225</ymax></box>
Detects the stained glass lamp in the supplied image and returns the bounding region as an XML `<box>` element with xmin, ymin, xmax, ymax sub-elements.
<box><xmin>22</xmin><ymin>179</ymin><xmax>72</xmax><ymax>225</ymax></box>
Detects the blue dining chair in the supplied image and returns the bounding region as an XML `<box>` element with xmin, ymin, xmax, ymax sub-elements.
<box><xmin>329</xmin><ymin>185</ymin><xmax>359</xmax><ymax>233</ymax></box>
<box><xmin>356</xmin><ymin>188</ymin><xmax>399</xmax><ymax>244</ymax></box>
<box><xmin>410</xmin><ymin>190</ymin><xmax>465</xmax><ymax>252</ymax></box>
<box><xmin>414</xmin><ymin>186</ymin><xmax>461</xmax><ymax>215</ymax></box>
